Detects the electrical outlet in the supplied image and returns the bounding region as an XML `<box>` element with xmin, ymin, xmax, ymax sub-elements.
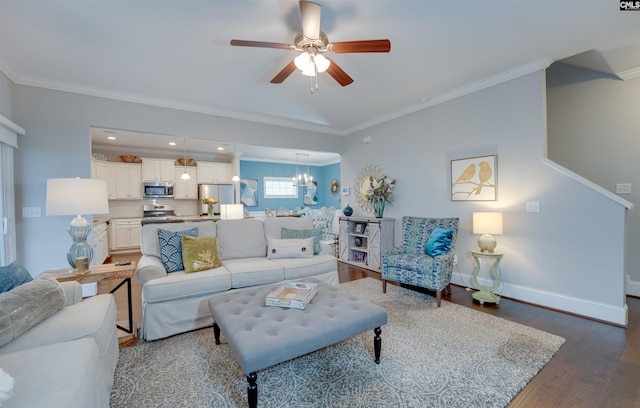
<box><xmin>22</xmin><ymin>207</ymin><xmax>41</xmax><ymax>217</ymax></box>
<box><xmin>363</xmin><ymin>135</ymin><xmax>372</xmax><ymax>144</ymax></box>
<box><xmin>526</xmin><ymin>201</ymin><xmax>540</xmax><ymax>213</ymax></box>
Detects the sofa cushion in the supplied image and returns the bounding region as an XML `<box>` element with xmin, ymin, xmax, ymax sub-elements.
<box><xmin>0</xmin><ymin>293</ymin><xmax>116</xmax><ymax>360</ymax></box>
<box><xmin>267</xmin><ymin>238</ymin><xmax>314</xmax><ymax>259</ymax></box>
<box><xmin>281</xmin><ymin>226</ymin><xmax>323</xmax><ymax>255</ymax></box>
<box><xmin>0</xmin><ymin>261</ymin><xmax>33</xmax><ymax>293</ymax></box>
<box><xmin>158</xmin><ymin>227</ymin><xmax>198</xmax><ymax>273</ymax></box>
<box><xmin>182</xmin><ymin>236</ymin><xmax>222</xmax><ymax>273</ymax></box>
<box><xmin>0</xmin><ymin>274</ymin><xmax>65</xmax><ymax>348</ymax></box>
<box><xmin>425</xmin><ymin>227</ymin><xmax>454</xmax><ymax>257</ymax></box>
<box><xmin>216</xmin><ymin>219</ymin><xmax>267</xmax><ymax>261</ymax></box>
<box><xmin>142</xmin><ymin>267</ymin><xmax>232</xmax><ymax>303</ymax></box>
<box><xmin>271</xmin><ymin>255</ymin><xmax>338</xmax><ymax>281</ymax></box>
<box><xmin>140</xmin><ymin>221</ymin><xmax>216</xmax><ymax>258</ymax></box>
<box><xmin>0</xmin><ymin>338</ymin><xmax>103</xmax><ymax>408</ymax></box>
<box><xmin>221</xmin><ymin>258</ymin><xmax>284</xmax><ymax>289</ymax></box>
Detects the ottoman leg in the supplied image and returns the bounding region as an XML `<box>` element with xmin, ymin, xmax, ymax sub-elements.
<box><xmin>374</xmin><ymin>327</ymin><xmax>382</xmax><ymax>364</ymax></box>
<box><xmin>247</xmin><ymin>372</ymin><xmax>258</xmax><ymax>408</ymax></box>
<box><xmin>213</xmin><ymin>322</ymin><xmax>221</xmax><ymax>345</ymax></box>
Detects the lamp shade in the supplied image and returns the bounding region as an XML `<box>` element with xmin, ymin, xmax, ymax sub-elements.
<box><xmin>220</xmin><ymin>204</ymin><xmax>244</xmax><ymax>220</ymax></box>
<box><xmin>46</xmin><ymin>178</ymin><xmax>109</xmax><ymax>216</ymax></box>
<box><xmin>472</xmin><ymin>212</ymin><xmax>503</xmax><ymax>235</ymax></box>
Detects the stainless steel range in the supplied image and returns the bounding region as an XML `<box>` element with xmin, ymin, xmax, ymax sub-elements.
<box><xmin>142</xmin><ymin>204</ymin><xmax>180</xmax><ymax>224</ymax></box>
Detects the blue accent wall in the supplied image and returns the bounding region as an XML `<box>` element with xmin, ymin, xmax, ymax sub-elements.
<box><xmin>239</xmin><ymin>160</ymin><xmax>341</xmax><ymax>211</ymax></box>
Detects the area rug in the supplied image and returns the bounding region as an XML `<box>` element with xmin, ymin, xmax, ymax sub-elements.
<box><xmin>110</xmin><ymin>278</ymin><xmax>565</xmax><ymax>407</ymax></box>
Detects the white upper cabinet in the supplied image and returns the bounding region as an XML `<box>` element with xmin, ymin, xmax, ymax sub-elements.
<box><xmin>141</xmin><ymin>158</ymin><xmax>176</xmax><ymax>182</ymax></box>
<box><xmin>196</xmin><ymin>161</ymin><xmax>232</xmax><ymax>184</ymax></box>
<box><xmin>174</xmin><ymin>166</ymin><xmax>198</xmax><ymax>199</ymax></box>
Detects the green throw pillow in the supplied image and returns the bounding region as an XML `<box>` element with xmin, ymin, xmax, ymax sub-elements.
<box><xmin>0</xmin><ymin>261</ymin><xmax>33</xmax><ymax>293</ymax></box>
<box><xmin>182</xmin><ymin>236</ymin><xmax>222</xmax><ymax>274</ymax></box>
<box><xmin>281</xmin><ymin>226</ymin><xmax>322</xmax><ymax>255</ymax></box>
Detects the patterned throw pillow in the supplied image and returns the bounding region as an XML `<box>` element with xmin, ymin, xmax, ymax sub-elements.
<box><xmin>157</xmin><ymin>227</ymin><xmax>198</xmax><ymax>273</ymax></box>
<box><xmin>0</xmin><ymin>261</ymin><xmax>33</xmax><ymax>293</ymax></box>
<box><xmin>281</xmin><ymin>226</ymin><xmax>322</xmax><ymax>255</ymax></box>
<box><xmin>181</xmin><ymin>236</ymin><xmax>222</xmax><ymax>274</ymax></box>
<box><xmin>425</xmin><ymin>227</ymin><xmax>454</xmax><ymax>257</ymax></box>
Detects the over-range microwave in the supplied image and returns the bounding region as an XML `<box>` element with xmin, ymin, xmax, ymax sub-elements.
<box><xmin>144</xmin><ymin>181</ymin><xmax>174</xmax><ymax>198</ymax></box>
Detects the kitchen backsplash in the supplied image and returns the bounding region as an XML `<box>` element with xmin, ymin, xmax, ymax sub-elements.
<box><xmin>107</xmin><ymin>198</ymin><xmax>200</xmax><ymax>218</ymax></box>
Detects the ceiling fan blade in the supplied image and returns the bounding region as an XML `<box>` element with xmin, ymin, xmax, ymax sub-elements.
<box><xmin>328</xmin><ymin>39</ymin><xmax>391</xmax><ymax>53</ymax></box>
<box><xmin>325</xmin><ymin>58</ymin><xmax>353</xmax><ymax>86</ymax></box>
<box><xmin>230</xmin><ymin>39</ymin><xmax>293</xmax><ymax>50</ymax></box>
<box><xmin>270</xmin><ymin>61</ymin><xmax>297</xmax><ymax>84</ymax></box>
<box><xmin>300</xmin><ymin>1</ymin><xmax>321</xmax><ymax>40</ymax></box>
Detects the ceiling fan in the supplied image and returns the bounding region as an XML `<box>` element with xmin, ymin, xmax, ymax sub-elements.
<box><xmin>230</xmin><ymin>0</ymin><xmax>391</xmax><ymax>92</ymax></box>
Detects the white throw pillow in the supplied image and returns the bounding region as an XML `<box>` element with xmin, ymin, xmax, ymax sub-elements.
<box><xmin>267</xmin><ymin>238</ymin><xmax>314</xmax><ymax>259</ymax></box>
<box><xmin>0</xmin><ymin>368</ymin><xmax>14</xmax><ymax>404</ymax></box>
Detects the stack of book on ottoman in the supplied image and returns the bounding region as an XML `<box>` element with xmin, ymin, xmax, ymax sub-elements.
<box><xmin>265</xmin><ymin>282</ymin><xmax>318</xmax><ymax>309</ymax></box>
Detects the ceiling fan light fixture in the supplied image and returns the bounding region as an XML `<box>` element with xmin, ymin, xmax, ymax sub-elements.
<box><xmin>314</xmin><ymin>54</ymin><xmax>330</xmax><ymax>73</ymax></box>
<box><xmin>294</xmin><ymin>52</ymin><xmax>312</xmax><ymax>71</ymax></box>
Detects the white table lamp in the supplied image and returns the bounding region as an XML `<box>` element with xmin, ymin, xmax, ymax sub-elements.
<box><xmin>46</xmin><ymin>178</ymin><xmax>109</xmax><ymax>269</ymax></box>
<box><xmin>472</xmin><ymin>212</ymin><xmax>503</xmax><ymax>253</ymax></box>
<box><xmin>220</xmin><ymin>204</ymin><xmax>244</xmax><ymax>220</ymax></box>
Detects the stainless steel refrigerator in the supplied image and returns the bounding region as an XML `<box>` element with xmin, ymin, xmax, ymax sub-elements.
<box><xmin>198</xmin><ymin>184</ymin><xmax>235</xmax><ymax>215</ymax></box>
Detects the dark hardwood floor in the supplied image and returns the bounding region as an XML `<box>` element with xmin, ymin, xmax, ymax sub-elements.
<box><xmin>109</xmin><ymin>253</ymin><xmax>640</xmax><ymax>407</ymax></box>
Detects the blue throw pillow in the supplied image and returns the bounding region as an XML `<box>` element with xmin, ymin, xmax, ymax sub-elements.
<box><xmin>0</xmin><ymin>261</ymin><xmax>33</xmax><ymax>293</ymax></box>
<box><xmin>281</xmin><ymin>226</ymin><xmax>323</xmax><ymax>255</ymax></box>
<box><xmin>425</xmin><ymin>227</ymin><xmax>454</xmax><ymax>257</ymax></box>
<box><xmin>158</xmin><ymin>228</ymin><xmax>198</xmax><ymax>272</ymax></box>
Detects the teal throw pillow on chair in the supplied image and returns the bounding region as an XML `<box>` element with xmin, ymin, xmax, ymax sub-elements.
<box><xmin>425</xmin><ymin>227</ymin><xmax>454</xmax><ymax>257</ymax></box>
<box><xmin>0</xmin><ymin>261</ymin><xmax>33</xmax><ymax>293</ymax></box>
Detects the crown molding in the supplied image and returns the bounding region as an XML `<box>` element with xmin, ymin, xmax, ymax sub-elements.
<box><xmin>344</xmin><ymin>58</ymin><xmax>554</xmax><ymax>135</ymax></box>
<box><xmin>617</xmin><ymin>66</ymin><xmax>640</xmax><ymax>81</ymax></box>
<box><xmin>2</xmin><ymin>57</ymin><xmax>553</xmax><ymax>138</ymax></box>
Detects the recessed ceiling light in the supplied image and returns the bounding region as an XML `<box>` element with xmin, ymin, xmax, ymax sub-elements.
<box><xmin>107</xmin><ymin>136</ymin><xmax>116</xmax><ymax>140</ymax></box>
<box><xmin>169</xmin><ymin>142</ymin><xmax>177</xmax><ymax>146</ymax></box>
<box><xmin>217</xmin><ymin>147</ymin><xmax>224</xmax><ymax>151</ymax></box>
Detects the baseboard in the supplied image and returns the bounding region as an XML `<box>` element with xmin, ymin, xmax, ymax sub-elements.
<box><xmin>451</xmin><ymin>273</ymin><xmax>628</xmax><ymax>326</ymax></box>
<box><xmin>626</xmin><ymin>275</ymin><xmax>640</xmax><ymax>297</ymax></box>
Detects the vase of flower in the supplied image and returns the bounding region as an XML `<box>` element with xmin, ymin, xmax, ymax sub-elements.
<box><xmin>207</xmin><ymin>204</ymin><xmax>213</xmax><ymax>217</ymax></box>
<box><xmin>372</xmin><ymin>198</ymin><xmax>385</xmax><ymax>218</ymax></box>
<box><xmin>202</xmin><ymin>197</ymin><xmax>218</xmax><ymax>217</ymax></box>
<box><xmin>364</xmin><ymin>175</ymin><xmax>396</xmax><ymax>218</ymax></box>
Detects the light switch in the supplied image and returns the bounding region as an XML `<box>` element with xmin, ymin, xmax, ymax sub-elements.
<box><xmin>616</xmin><ymin>183</ymin><xmax>631</xmax><ymax>195</ymax></box>
<box><xmin>526</xmin><ymin>201</ymin><xmax>540</xmax><ymax>213</ymax></box>
<box><xmin>22</xmin><ymin>207</ymin><xmax>41</xmax><ymax>217</ymax></box>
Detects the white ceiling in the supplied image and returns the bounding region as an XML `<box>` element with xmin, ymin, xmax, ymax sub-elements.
<box><xmin>1</xmin><ymin>1</ymin><xmax>639</xmax><ymax>162</ymax></box>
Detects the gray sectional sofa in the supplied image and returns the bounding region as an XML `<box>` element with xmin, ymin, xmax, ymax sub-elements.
<box><xmin>0</xmin><ymin>276</ymin><xmax>118</xmax><ymax>407</ymax></box>
<box><xmin>135</xmin><ymin>217</ymin><xmax>339</xmax><ymax>341</ymax></box>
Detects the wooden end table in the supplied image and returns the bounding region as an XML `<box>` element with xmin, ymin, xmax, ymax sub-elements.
<box><xmin>45</xmin><ymin>261</ymin><xmax>137</xmax><ymax>336</ymax></box>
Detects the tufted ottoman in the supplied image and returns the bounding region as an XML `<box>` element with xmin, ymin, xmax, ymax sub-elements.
<box><xmin>208</xmin><ymin>279</ymin><xmax>388</xmax><ymax>408</ymax></box>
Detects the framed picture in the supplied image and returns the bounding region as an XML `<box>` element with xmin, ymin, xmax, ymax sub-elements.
<box><xmin>240</xmin><ymin>179</ymin><xmax>258</xmax><ymax>207</ymax></box>
<box><xmin>451</xmin><ymin>154</ymin><xmax>497</xmax><ymax>201</ymax></box>
<box><xmin>354</xmin><ymin>222</ymin><xmax>366</xmax><ymax>234</ymax></box>
<box><xmin>303</xmin><ymin>181</ymin><xmax>318</xmax><ymax>205</ymax></box>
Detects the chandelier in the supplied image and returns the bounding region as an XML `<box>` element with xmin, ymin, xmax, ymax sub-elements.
<box><xmin>292</xmin><ymin>153</ymin><xmax>313</xmax><ymax>187</ymax></box>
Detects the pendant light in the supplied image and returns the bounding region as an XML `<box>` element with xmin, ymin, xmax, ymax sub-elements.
<box><xmin>180</xmin><ymin>137</ymin><xmax>191</xmax><ymax>180</ymax></box>
<box><xmin>292</xmin><ymin>153</ymin><xmax>312</xmax><ymax>187</ymax></box>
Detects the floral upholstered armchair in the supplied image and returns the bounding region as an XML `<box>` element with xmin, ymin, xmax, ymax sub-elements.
<box><xmin>381</xmin><ymin>216</ymin><xmax>459</xmax><ymax>307</ymax></box>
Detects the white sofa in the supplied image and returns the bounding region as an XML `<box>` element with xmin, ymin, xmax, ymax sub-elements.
<box><xmin>135</xmin><ymin>218</ymin><xmax>339</xmax><ymax>341</ymax></box>
<box><xmin>0</xmin><ymin>278</ymin><xmax>118</xmax><ymax>407</ymax></box>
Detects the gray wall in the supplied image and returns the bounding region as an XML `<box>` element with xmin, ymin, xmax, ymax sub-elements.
<box><xmin>547</xmin><ymin>62</ymin><xmax>640</xmax><ymax>295</ymax></box>
<box><xmin>340</xmin><ymin>71</ymin><xmax>628</xmax><ymax>324</ymax></box>
<box><xmin>0</xmin><ymin>72</ymin><xmax>13</xmax><ymax>119</ymax></box>
<box><xmin>6</xmin><ymin>69</ymin><xmax>631</xmax><ymax>325</ymax></box>
<box><xmin>11</xmin><ymin>85</ymin><xmax>342</xmax><ymax>273</ymax></box>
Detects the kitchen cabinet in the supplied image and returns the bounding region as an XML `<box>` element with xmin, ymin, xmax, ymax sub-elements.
<box><xmin>93</xmin><ymin>160</ymin><xmax>117</xmax><ymax>199</ymax></box>
<box><xmin>338</xmin><ymin>216</ymin><xmax>395</xmax><ymax>272</ymax></box>
<box><xmin>141</xmin><ymin>158</ymin><xmax>175</xmax><ymax>182</ymax></box>
<box><xmin>115</xmin><ymin>163</ymin><xmax>142</xmax><ymax>199</ymax></box>
<box><xmin>174</xmin><ymin>166</ymin><xmax>198</xmax><ymax>199</ymax></box>
<box><xmin>110</xmin><ymin>218</ymin><xmax>142</xmax><ymax>250</ymax></box>
<box><xmin>196</xmin><ymin>161</ymin><xmax>232</xmax><ymax>184</ymax></box>
<box><xmin>92</xmin><ymin>221</ymin><xmax>109</xmax><ymax>266</ymax></box>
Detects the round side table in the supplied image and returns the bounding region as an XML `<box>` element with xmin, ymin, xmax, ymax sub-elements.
<box><xmin>470</xmin><ymin>250</ymin><xmax>504</xmax><ymax>305</ymax></box>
